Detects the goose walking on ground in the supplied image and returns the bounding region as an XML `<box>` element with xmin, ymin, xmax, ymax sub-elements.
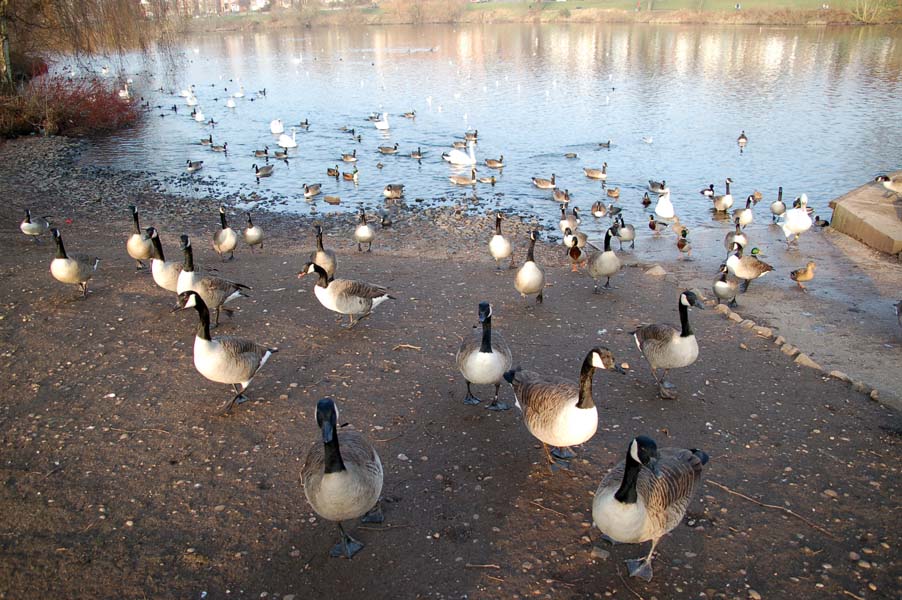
<box><xmin>177</xmin><ymin>236</ymin><xmax>250</xmax><ymax>327</ymax></box>
<box><xmin>584</xmin><ymin>163</ymin><xmax>608</xmax><ymax>181</ymax></box>
<box><xmin>489</xmin><ymin>213</ymin><xmax>514</xmax><ymax>270</ymax></box>
<box><xmin>301</xmin><ymin>398</ymin><xmax>384</xmax><ymax>559</ymax></box>
<box><xmin>503</xmin><ymin>347</ymin><xmax>620</xmax><ymax>470</ymax></box>
<box><xmin>354</xmin><ymin>210</ymin><xmax>375</xmax><ymax>252</ymax></box>
<box><xmin>713</xmin><ymin>263</ymin><xmax>738</xmax><ymax>307</ymax></box>
<box><xmin>310</xmin><ymin>224</ymin><xmax>337</xmax><ymax>278</ymax></box>
<box><xmin>50</xmin><ymin>228</ymin><xmax>99</xmax><ymax>297</ymax></box>
<box><xmin>532</xmin><ymin>173</ymin><xmax>556</xmax><ymax>190</ymax></box>
<box><xmin>726</xmin><ymin>243</ymin><xmax>774</xmax><ymax>292</ymax></box>
<box><xmin>633</xmin><ymin>290</ymin><xmax>704</xmax><ymax>399</ymax></box>
<box><xmin>20</xmin><ymin>209</ymin><xmax>51</xmax><ymax>241</ymax></box>
<box><xmin>613</xmin><ymin>215</ymin><xmax>635</xmax><ymax>250</ymax></box>
<box><xmin>515</xmin><ymin>230</ymin><xmax>545</xmax><ymax>304</ymax></box>
<box><xmin>243</xmin><ymin>213</ymin><xmax>264</xmax><ymax>252</ymax></box>
<box><xmin>876</xmin><ymin>174</ymin><xmax>902</xmax><ymax>198</ymax></box>
<box><xmin>126</xmin><ymin>205</ymin><xmax>153</xmax><ymax>269</ymax></box>
<box><xmin>592</xmin><ymin>436</ymin><xmax>709</xmax><ymax>581</ymax></box>
<box><xmin>711</xmin><ymin>178</ymin><xmax>734</xmax><ymax>212</ymax></box>
<box><xmin>457</xmin><ymin>302</ymin><xmax>513</xmax><ymax>410</ymax></box>
<box><xmin>559</xmin><ymin>204</ymin><xmax>578</xmax><ymax>234</ymax></box>
<box><xmin>298</xmin><ymin>262</ymin><xmax>394</xmax><ymax>329</ymax></box>
<box><xmin>770</xmin><ymin>186</ymin><xmax>786</xmax><ymax>222</ymax></box>
<box><xmin>733</xmin><ymin>195</ymin><xmax>754</xmax><ymax>227</ymax></box>
<box><xmin>587</xmin><ymin>228</ymin><xmax>621</xmax><ymax>292</ymax></box>
<box><xmin>782</xmin><ymin>194</ymin><xmax>813</xmax><ymax>247</ymax></box>
<box><xmin>213</xmin><ymin>206</ymin><xmax>238</xmax><ymax>260</ymax></box>
<box><xmin>790</xmin><ymin>261</ymin><xmax>816</xmax><ymax>292</ymax></box>
<box><xmin>723</xmin><ymin>218</ymin><xmax>748</xmax><ymax>252</ymax></box>
<box><xmin>177</xmin><ymin>291</ymin><xmax>275</xmax><ymax>414</ymax></box>
<box><xmin>146</xmin><ymin>227</ymin><xmax>182</xmax><ymax>295</ymax></box>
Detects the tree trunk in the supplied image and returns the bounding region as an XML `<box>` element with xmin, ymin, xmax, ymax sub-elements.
<box><xmin>0</xmin><ymin>0</ymin><xmax>13</xmax><ymax>93</ymax></box>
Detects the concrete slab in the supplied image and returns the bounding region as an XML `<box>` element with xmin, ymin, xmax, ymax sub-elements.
<box><xmin>830</xmin><ymin>170</ymin><xmax>902</xmax><ymax>255</ymax></box>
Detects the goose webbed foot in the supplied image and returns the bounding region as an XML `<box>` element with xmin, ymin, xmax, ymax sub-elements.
<box><xmin>330</xmin><ymin>524</ymin><xmax>364</xmax><ymax>559</ymax></box>
<box><xmin>551</xmin><ymin>446</ymin><xmax>575</xmax><ymax>460</ymax></box>
<box><xmin>361</xmin><ymin>503</ymin><xmax>384</xmax><ymax>524</ymax></box>
<box><xmin>631</xmin><ymin>240</ymin><xmax>635</xmax><ymax>249</ymax></box>
<box><xmin>536</xmin><ymin>292</ymin><xmax>544</xmax><ymax>304</ymax></box>
<box><xmin>729</xmin><ymin>298</ymin><xmax>738</xmax><ymax>308</ymax></box>
<box><xmin>604</xmin><ymin>278</ymin><xmax>616</xmax><ymax>289</ymax></box>
<box><xmin>357</xmin><ymin>243</ymin><xmax>363</xmax><ymax>252</ymax></box>
<box><xmin>135</xmin><ymin>260</ymin><xmax>146</xmax><ymax>270</ymax></box>
<box><xmin>600</xmin><ymin>534</ymin><xmax>620</xmax><ymax>546</ymax></box>
<box><xmin>658</xmin><ymin>384</ymin><xmax>677</xmax><ymax>400</ymax></box>
<box><xmin>344</xmin><ymin>312</ymin><xmax>371</xmax><ymax>329</ymax></box>
<box><xmin>627</xmin><ymin>558</ymin><xmax>654</xmax><ymax>581</ymax></box>
<box><xmin>485</xmin><ymin>399</ymin><xmax>510</xmax><ymax>411</ymax></box>
<box><xmin>463</xmin><ymin>383</ymin><xmax>481</xmax><ymax>405</ymax></box>
<box><xmin>593</xmin><ymin>284</ymin><xmax>600</xmax><ymax>294</ymax></box>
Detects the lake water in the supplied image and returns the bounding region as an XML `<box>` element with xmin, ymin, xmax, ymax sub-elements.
<box><xmin>81</xmin><ymin>23</ymin><xmax>902</xmax><ymax>239</ymax></box>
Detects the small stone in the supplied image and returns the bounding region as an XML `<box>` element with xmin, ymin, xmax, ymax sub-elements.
<box><xmin>590</xmin><ymin>546</ymin><xmax>610</xmax><ymax>560</ymax></box>
<box><xmin>397</xmin><ymin>453</ymin><xmax>409</xmax><ymax>461</ymax></box>
<box><xmin>848</xmin><ymin>551</ymin><xmax>860</xmax><ymax>561</ymax></box>
<box><xmin>284</xmin><ymin>595</ymin><xmax>296</xmax><ymax>600</ymax></box>
<box><xmin>774</xmin><ymin>335</ymin><xmax>786</xmax><ymax>346</ymax></box>
<box><xmin>645</xmin><ymin>265</ymin><xmax>666</xmax><ymax>277</ymax></box>
<box><xmin>214</xmin><ymin>505</ymin><xmax>225</xmax><ymax>512</ymax></box>
<box><xmin>869</xmin><ymin>389</ymin><xmax>879</xmax><ymax>401</ymax></box>
<box><xmin>125</xmin><ymin>520</ymin><xmax>134</xmax><ymax>527</ymax></box>
<box><xmin>823</xmin><ymin>489</ymin><xmax>838</xmax><ymax>498</ymax></box>
<box><xmin>852</xmin><ymin>381</ymin><xmax>870</xmax><ymax>394</ymax></box>
<box><xmin>289</xmin><ymin>550</ymin><xmax>300</xmax><ymax>557</ymax></box>
<box><xmin>713</xmin><ymin>304</ymin><xmax>730</xmax><ymax>315</ymax></box>
<box><xmin>739</xmin><ymin>343</ymin><xmax>748</xmax><ymax>350</ymax></box>
<box><xmin>754</xmin><ymin>326</ymin><xmax>772</xmax><ymax>338</ymax></box>
<box><xmin>748</xmin><ymin>590</ymin><xmax>761</xmax><ymax>600</ymax></box>
<box><xmin>278</xmin><ymin>394</ymin><xmax>289</xmax><ymax>401</ymax></box>
<box><xmin>857</xmin><ymin>560</ymin><xmax>871</xmax><ymax>569</ymax></box>
<box><xmin>739</xmin><ymin>319</ymin><xmax>756</xmax><ymax>329</ymax></box>
<box><xmin>728</xmin><ymin>312</ymin><xmax>743</xmax><ymax>323</ymax></box>
<box><xmin>781</xmin><ymin>344</ymin><xmax>799</xmax><ymax>357</ymax></box>
<box><xmin>794</xmin><ymin>353</ymin><xmax>821</xmax><ymax>370</ymax></box>
<box><xmin>828</xmin><ymin>370</ymin><xmax>851</xmax><ymax>383</ymax></box>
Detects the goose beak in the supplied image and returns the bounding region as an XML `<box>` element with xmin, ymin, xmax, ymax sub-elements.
<box><xmin>321</xmin><ymin>419</ymin><xmax>334</xmax><ymax>444</ymax></box>
<box><xmin>692</xmin><ymin>298</ymin><xmax>706</xmax><ymax>309</ymax></box>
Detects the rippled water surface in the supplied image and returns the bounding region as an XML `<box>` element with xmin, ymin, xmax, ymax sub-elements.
<box><xmin>82</xmin><ymin>23</ymin><xmax>902</xmax><ymax>234</ymax></box>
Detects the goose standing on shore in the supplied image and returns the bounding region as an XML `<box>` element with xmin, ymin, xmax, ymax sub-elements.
<box><xmin>147</xmin><ymin>227</ymin><xmax>182</xmax><ymax>295</ymax></box>
<box><xmin>301</xmin><ymin>398</ymin><xmax>383</xmax><ymax>559</ymax></box>
<box><xmin>50</xmin><ymin>228</ymin><xmax>99</xmax><ymax>297</ymax></box>
<box><xmin>613</xmin><ymin>215</ymin><xmax>635</xmax><ymax>250</ymax></box>
<box><xmin>122</xmin><ymin>206</ymin><xmax>151</xmax><ymax>270</ymax></box>
<box><xmin>587</xmin><ymin>228</ymin><xmax>621</xmax><ymax>292</ymax></box>
<box><xmin>310</xmin><ymin>224</ymin><xmax>337</xmax><ymax>278</ymax></box>
<box><xmin>515</xmin><ymin>230</ymin><xmax>545</xmax><ymax>304</ymax></box>
<box><xmin>723</xmin><ymin>218</ymin><xmax>748</xmax><ymax>252</ymax></box>
<box><xmin>711</xmin><ymin>178</ymin><xmax>734</xmax><ymax>212</ymax></box>
<box><xmin>633</xmin><ymin>290</ymin><xmax>704</xmax><ymax>399</ymax></box>
<box><xmin>489</xmin><ymin>213</ymin><xmax>514</xmax><ymax>270</ymax></box>
<box><xmin>298</xmin><ymin>262</ymin><xmax>394</xmax><ymax>329</ymax></box>
<box><xmin>177</xmin><ymin>235</ymin><xmax>250</xmax><ymax>327</ymax></box>
<box><xmin>770</xmin><ymin>186</ymin><xmax>786</xmax><ymax>222</ymax></box>
<box><xmin>503</xmin><ymin>347</ymin><xmax>620</xmax><ymax>469</ymax></box>
<box><xmin>726</xmin><ymin>243</ymin><xmax>774</xmax><ymax>292</ymax></box>
<box><xmin>243</xmin><ymin>213</ymin><xmax>264</xmax><ymax>251</ymax></box>
<box><xmin>354</xmin><ymin>210</ymin><xmax>375</xmax><ymax>252</ymax></box>
<box><xmin>213</xmin><ymin>206</ymin><xmax>238</xmax><ymax>260</ymax></box>
<box><xmin>592</xmin><ymin>436</ymin><xmax>709</xmax><ymax>581</ymax></box>
<box><xmin>733</xmin><ymin>195</ymin><xmax>754</xmax><ymax>227</ymax></box>
<box><xmin>177</xmin><ymin>291</ymin><xmax>275</xmax><ymax>414</ymax></box>
<box><xmin>713</xmin><ymin>263</ymin><xmax>738</xmax><ymax>306</ymax></box>
<box><xmin>457</xmin><ymin>302</ymin><xmax>513</xmax><ymax>410</ymax></box>
<box><xmin>876</xmin><ymin>174</ymin><xmax>902</xmax><ymax>198</ymax></box>
<box><xmin>20</xmin><ymin>209</ymin><xmax>51</xmax><ymax>241</ymax></box>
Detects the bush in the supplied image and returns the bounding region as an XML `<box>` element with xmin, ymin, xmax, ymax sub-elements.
<box><xmin>0</xmin><ymin>75</ymin><xmax>139</xmax><ymax>138</ymax></box>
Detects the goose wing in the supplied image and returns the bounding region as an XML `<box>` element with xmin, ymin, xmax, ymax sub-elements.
<box><xmin>634</xmin><ymin>323</ymin><xmax>678</xmax><ymax>355</ymax></box>
<box><xmin>743</xmin><ymin>256</ymin><xmax>774</xmax><ymax>276</ymax></box>
<box><xmin>301</xmin><ymin>430</ymin><xmax>382</xmax><ymax>486</ymax></box>
<box><xmin>69</xmin><ymin>253</ymin><xmax>100</xmax><ymax>278</ymax></box>
<box><xmin>637</xmin><ymin>447</ymin><xmax>707</xmax><ymax>533</ymax></box>
<box><xmin>196</xmin><ymin>276</ymin><xmax>249</xmax><ymax>307</ymax></box>
<box><xmin>332</xmin><ymin>278</ymin><xmax>391</xmax><ymax>300</ymax></box>
<box><xmin>214</xmin><ymin>336</ymin><xmax>272</xmax><ymax>378</ymax></box>
<box><xmin>510</xmin><ymin>369</ymin><xmax>576</xmax><ymax>413</ymax></box>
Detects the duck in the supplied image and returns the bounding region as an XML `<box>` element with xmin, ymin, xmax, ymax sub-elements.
<box><xmin>648</xmin><ymin>179</ymin><xmax>667</xmax><ymax>194</ymax></box>
<box><xmin>781</xmin><ymin>194</ymin><xmax>813</xmax><ymax>247</ymax></box>
<box><xmin>479</xmin><ymin>175</ymin><xmax>497</xmax><ymax>185</ymax></box>
<box><xmin>411</xmin><ymin>147</ymin><xmax>423</xmax><ymax>161</ymax></box>
<box><xmin>489</xmin><ymin>213</ymin><xmax>514</xmax><ymax>270</ymax></box>
<box><xmin>713</xmin><ymin>263</ymin><xmax>738</xmax><ymax>307</ymax></box>
<box><xmin>211</xmin><ymin>141</ymin><xmax>227</xmax><ymax>153</ymax></box>
<box><xmin>146</xmin><ymin>227</ymin><xmax>182</xmax><ymax>294</ymax></box>
<box><xmin>733</xmin><ymin>195</ymin><xmax>754</xmax><ymax>227</ymax></box>
<box><xmin>563</xmin><ymin>227</ymin><xmax>588</xmax><ymax>250</ymax></box>
<box><xmin>253</xmin><ymin>163</ymin><xmax>274</xmax><ymax>181</ymax></box>
<box><xmin>790</xmin><ymin>261</ymin><xmax>816</xmax><ymax>292</ymax></box>
<box><xmin>770</xmin><ymin>186</ymin><xmax>786</xmax><ymax>222</ymax></box>
<box><xmin>584</xmin><ymin>163</ymin><xmax>607</xmax><ymax>181</ymax></box>
<box><xmin>383</xmin><ymin>183</ymin><xmax>404</xmax><ymax>199</ymax></box>
<box><xmin>176</xmin><ymin>290</ymin><xmax>275</xmax><ymax>414</ymax></box>
<box><xmin>374</xmin><ymin>112</ymin><xmax>389</xmax><ymax>130</ymax></box>
<box><xmin>592</xmin><ymin>435</ymin><xmax>709</xmax><ymax>581</ymax></box>
<box><xmin>278</xmin><ymin>127</ymin><xmax>298</xmax><ymax>149</ymax></box>
<box><xmin>814</xmin><ymin>215</ymin><xmax>830</xmax><ymax>227</ymax></box>
<box><xmin>591</xmin><ymin>201</ymin><xmax>607</xmax><ymax>218</ymax></box>
<box><xmin>449</xmin><ymin>168</ymin><xmax>478</xmax><ymax>186</ymax></box>
<box><xmin>567</xmin><ymin>236</ymin><xmax>586</xmax><ymax>272</ymax></box>
<box><xmin>587</xmin><ymin>228</ymin><xmax>621</xmax><ymax>292</ymax></box>
<box><xmin>341</xmin><ymin>149</ymin><xmax>357</xmax><ymax>163</ymax></box>
<box><xmin>442</xmin><ymin>141</ymin><xmax>476</xmax><ymax>166</ymax></box>
<box><xmin>633</xmin><ymin>290</ymin><xmax>705</xmax><ymax>399</ymax></box>
<box><xmin>699</xmin><ymin>183</ymin><xmax>714</xmax><ymax>198</ymax></box>
<box><xmin>304</xmin><ymin>183</ymin><xmax>322</xmax><ymax>198</ymax></box>
<box><xmin>515</xmin><ymin>230</ymin><xmax>545</xmax><ymax>304</ymax></box>
<box><xmin>254</xmin><ymin>146</ymin><xmax>269</xmax><ymax>158</ymax></box>
<box><xmin>726</xmin><ymin>243</ymin><xmax>774</xmax><ymax>292</ymax></box>
<box><xmin>670</xmin><ymin>216</ymin><xmax>687</xmax><ymax>237</ymax></box>
<box><xmin>456</xmin><ymin>302</ymin><xmax>513</xmax><ymax>410</ymax></box>
<box><xmin>177</xmin><ymin>235</ymin><xmax>250</xmax><ymax>327</ymax></box>
<box><xmin>532</xmin><ymin>173</ymin><xmax>556</xmax><ymax>190</ymax></box>
<box><xmin>485</xmin><ymin>155</ymin><xmax>504</xmax><ymax>169</ymax></box>
<box><xmin>654</xmin><ymin>191</ymin><xmax>674</xmax><ymax>220</ymax></box>
<box><xmin>559</xmin><ymin>204</ymin><xmax>578</xmax><ymax>234</ymax></box>
<box><xmin>676</xmin><ymin>229</ymin><xmax>691</xmax><ymax>259</ymax></box>
<box><xmin>613</xmin><ymin>214</ymin><xmax>635</xmax><ymax>250</ymax></box>
<box><xmin>327</xmin><ymin>165</ymin><xmax>340</xmax><ymax>178</ymax></box>
<box><xmin>213</xmin><ymin>206</ymin><xmax>238</xmax><ymax>260</ymax></box>
<box><xmin>301</xmin><ymin>397</ymin><xmax>384</xmax><ymax>559</ymax></box>
<box><xmin>723</xmin><ymin>218</ymin><xmax>749</xmax><ymax>252</ymax></box>
<box><xmin>711</xmin><ymin>178</ymin><xmax>734</xmax><ymax>212</ymax></box>
<box><xmin>200</xmin><ymin>134</ymin><xmax>213</xmax><ymax>146</ymax></box>
<box><xmin>353</xmin><ymin>210</ymin><xmax>375</xmax><ymax>252</ymax></box>
<box><xmin>50</xmin><ymin>228</ymin><xmax>99</xmax><ymax>297</ymax></box>
<box><xmin>606</xmin><ymin>187</ymin><xmax>620</xmax><ymax>200</ymax></box>
<box><xmin>503</xmin><ymin>347</ymin><xmax>619</xmax><ymax>469</ymax></box>
<box><xmin>402</xmin><ymin>110</ymin><xmax>416</xmax><ymax>118</ymax></box>
<box><xmin>737</xmin><ymin>130</ymin><xmax>749</xmax><ymax>147</ymax></box>
<box><xmin>186</xmin><ymin>159</ymin><xmax>204</xmax><ymax>173</ymax></box>
<box><xmin>244</xmin><ymin>213</ymin><xmax>264</xmax><ymax>251</ymax></box>
<box><xmin>641</xmin><ymin>192</ymin><xmax>652</xmax><ymax>208</ymax></box>
<box><xmin>343</xmin><ymin>168</ymin><xmax>359</xmax><ymax>183</ymax></box>
<box><xmin>298</xmin><ymin>262</ymin><xmax>393</xmax><ymax>328</ymax></box>
<box><xmin>310</xmin><ymin>224</ymin><xmax>337</xmax><ymax>278</ymax></box>
<box><xmin>598</xmin><ymin>140</ymin><xmax>612</xmax><ymax>148</ymax></box>
<box><xmin>125</xmin><ymin>205</ymin><xmax>153</xmax><ymax>269</ymax></box>
<box><xmin>876</xmin><ymin>174</ymin><xmax>902</xmax><ymax>198</ymax></box>
<box><xmin>648</xmin><ymin>214</ymin><xmax>668</xmax><ymax>234</ymax></box>
<box><xmin>553</xmin><ymin>188</ymin><xmax>571</xmax><ymax>203</ymax></box>
<box><xmin>270</xmin><ymin>119</ymin><xmax>284</xmax><ymax>135</ymax></box>
<box><xmin>20</xmin><ymin>209</ymin><xmax>51</xmax><ymax>241</ymax></box>
<box><xmin>378</xmin><ymin>143</ymin><xmax>399</xmax><ymax>155</ymax></box>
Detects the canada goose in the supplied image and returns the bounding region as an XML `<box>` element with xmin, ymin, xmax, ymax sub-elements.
<box><xmin>676</xmin><ymin>229</ymin><xmax>691</xmax><ymax>259</ymax></box>
<box><xmin>479</xmin><ymin>175</ymin><xmax>497</xmax><ymax>185</ymax></box>
<box><xmin>737</xmin><ymin>130</ymin><xmax>748</xmax><ymax>147</ymax></box>
<box><xmin>244</xmin><ymin>213</ymin><xmax>264</xmax><ymax>251</ymax></box>
<box><xmin>770</xmin><ymin>186</ymin><xmax>786</xmax><ymax>222</ymax></box>
<box><xmin>270</xmin><ymin>119</ymin><xmax>284</xmax><ymax>135</ymax></box>
<box><xmin>711</xmin><ymin>178</ymin><xmax>734</xmax><ymax>212</ymax></box>
<box><xmin>457</xmin><ymin>302</ymin><xmax>513</xmax><ymax>410</ymax></box>
<box><xmin>567</xmin><ymin>236</ymin><xmax>586</xmax><ymax>272</ymax></box>
<box><xmin>186</xmin><ymin>159</ymin><xmax>203</xmax><ymax>173</ymax></box>
<box><xmin>876</xmin><ymin>174</ymin><xmax>902</xmax><ymax>198</ymax></box>
<box><xmin>503</xmin><ymin>347</ymin><xmax>619</xmax><ymax>469</ymax></box>
<box><xmin>591</xmin><ymin>201</ymin><xmax>607</xmax><ymax>218</ymax></box>
<box><xmin>553</xmin><ymin>188</ymin><xmax>571</xmax><ymax>203</ymax></box>
<box><xmin>327</xmin><ymin>165</ymin><xmax>340</xmax><ymax>178</ymax></box>
<box><xmin>713</xmin><ymin>263</ymin><xmax>738</xmax><ymax>307</ymax></box>
<box><xmin>485</xmin><ymin>155</ymin><xmax>504</xmax><ymax>169</ymax></box>
<box><xmin>403</xmin><ymin>110</ymin><xmax>416</xmax><ymax>118</ymax></box>
<box><xmin>144</xmin><ymin>227</ymin><xmax>183</xmax><ymax>295</ymax></box>
<box><xmin>532</xmin><ymin>174</ymin><xmax>556</xmax><ymax>190</ymax></box>
<box><xmin>211</xmin><ymin>141</ymin><xmax>228</xmax><ymax>153</ymax></box>
<box><xmin>383</xmin><ymin>183</ymin><xmax>404</xmax><ymax>199</ymax></box>
<box><xmin>733</xmin><ymin>195</ymin><xmax>754</xmax><ymax>227</ymax></box>
<box><xmin>374</xmin><ymin>112</ymin><xmax>389</xmax><ymax>130</ymax></box>
<box><xmin>782</xmin><ymin>194</ymin><xmax>813</xmax><ymax>246</ymax></box>
<box><xmin>648</xmin><ymin>179</ymin><xmax>667</xmax><ymax>194</ymax></box>
<box><xmin>464</xmin><ymin>129</ymin><xmax>478</xmax><ymax>141</ymax></box>
<box><xmin>606</xmin><ymin>187</ymin><xmax>620</xmax><ymax>199</ymax></box>
<box><xmin>20</xmin><ymin>209</ymin><xmax>50</xmax><ymax>241</ymax></box>
<box><xmin>301</xmin><ymin>397</ymin><xmax>384</xmax><ymax>559</ymax></box>
<box><xmin>273</xmin><ymin>147</ymin><xmax>289</xmax><ymax>160</ymax></box>
<box><xmin>298</xmin><ymin>262</ymin><xmax>393</xmax><ymax>328</ymax></box>
<box><xmin>489</xmin><ymin>213</ymin><xmax>514</xmax><ymax>270</ymax></box>
<box><xmin>213</xmin><ymin>206</ymin><xmax>238</xmax><ymax>261</ymax></box>
<box><xmin>177</xmin><ymin>236</ymin><xmax>250</xmax><ymax>326</ymax></box>
<box><xmin>726</xmin><ymin>243</ymin><xmax>773</xmax><ymax>292</ymax></box>
<box><xmin>633</xmin><ymin>290</ymin><xmax>705</xmax><ymax>399</ymax></box>
<box><xmin>558</xmin><ymin>205</ymin><xmax>580</xmax><ymax>234</ymax></box>
<box><xmin>341</xmin><ymin>149</ymin><xmax>357</xmax><ymax>163</ymax></box>
<box><xmin>614</xmin><ymin>215</ymin><xmax>635</xmax><ymax>250</ymax></box>
<box><xmin>598</xmin><ymin>140</ymin><xmax>612</xmax><ymax>148</ymax></box>
<box><xmin>50</xmin><ymin>228</ymin><xmax>99</xmax><ymax>297</ymax></box>
<box><xmin>411</xmin><ymin>147</ymin><xmax>423</xmax><ymax>160</ymax></box>
<box><xmin>442</xmin><ymin>141</ymin><xmax>477</xmax><ymax>166</ymax></box>
<box><xmin>304</xmin><ymin>183</ymin><xmax>322</xmax><ymax>198</ymax></box>
<box><xmin>253</xmin><ymin>164</ymin><xmax>274</xmax><ymax>181</ymax></box>
<box><xmin>376</xmin><ymin>162</ymin><xmax>384</xmax><ymax>169</ymax></box>
<box><xmin>254</xmin><ymin>146</ymin><xmax>269</xmax><ymax>158</ymax></box>
<box><xmin>177</xmin><ymin>291</ymin><xmax>275</xmax><ymax>414</ymax></box>
<box><xmin>564</xmin><ymin>152</ymin><xmax>579</xmax><ymax>159</ymax></box>
<box><xmin>641</xmin><ymin>193</ymin><xmax>651</xmax><ymax>208</ymax></box>
<box><xmin>343</xmin><ymin>168</ymin><xmax>359</xmax><ymax>183</ymax></box>
<box><xmin>297</xmin><ymin>118</ymin><xmax>310</xmax><ymax>130</ymax></box>
<box><xmin>310</xmin><ymin>224</ymin><xmax>337</xmax><ymax>278</ymax></box>
<box><xmin>378</xmin><ymin>143</ymin><xmax>398</xmax><ymax>155</ymax></box>
<box><xmin>648</xmin><ymin>214</ymin><xmax>668</xmax><ymax>234</ymax></box>
<box><xmin>200</xmin><ymin>134</ymin><xmax>213</xmax><ymax>146</ymax></box>
<box><xmin>563</xmin><ymin>227</ymin><xmax>588</xmax><ymax>250</ymax></box>
<box><xmin>353</xmin><ymin>210</ymin><xmax>375</xmax><ymax>252</ymax></box>
<box><xmin>587</xmin><ymin>228</ymin><xmax>620</xmax><ymax>291</ymax></box>
<box><xmin>125</xmin><ymin>205</ymin><xmax>153</xmax><ymax>269</ymax></box>
<box><xmin>592</xmin><ymin>435</ymin><xmax>709</xmax><ymax>581</ymax></box>
<box><xmin>654</xmin><ymin>191</ymin><xmax>674</xmax><ymax>220</ymax></box>
<box><xmin>450</xmin><ymin>168</ymin><xmax>478</xmax><ymax>186</ymax></box>
<box><xmin>790</xmin><ymin>261</ymin><xmax>816</xmax><ymax>292</ymax></box>
<box><xmin>515</xmin><ymin>230</ymin><xmax>545</xmax><ymax>304</ymax></box>
<box><xmin>584</xmin><ymin>163</ymin><xmax>607</xmax><ymax>181</ymax></box>
<box><xmin>699</xmin><ymin>184</ymin><xmax>714</xmax><ymax>198</ymax></box>
<box><xmin>451</xmin><ymin>140</ymin><xmax>467</xmax><ymax>149</ymax></box>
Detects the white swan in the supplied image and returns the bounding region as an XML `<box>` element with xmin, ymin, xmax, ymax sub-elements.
<box><xmin>233</xmin><ymin>86</ymin><xmax>245</xmax><ymax>98</ymax></box>
<box><xmin>270</xmin><ymin>119</ymin><xmax>284</xmax><ymax>135</ymax></box>
<box><xmin>186</xmin><ymin>95</ymin><xmax>197</xmax><ymax>107</ymax></box>
<box><xmin>225</xmin><ymin>98</ymin><xmax>236</xmax><ymax>109</ymax></box>
<box><xmin>374</xmin><ymin>112</ymin><xmax>390</xmax><ymax>130</ymax></box>
<box><xmin>278</xmin><ymin>127</ymin><xmax>298</xmax><ymax>149</ymax></box>
<box><xmin>179</xmin><ymin>85</ymin><xmax>193</xmax><ymax>98</ymax></box>
<box><xmin>442</xmin><ymin>141</ymin><xmax>476</xmax><ymax>166</ymax></box>
<box><xmin>654</xmin><ymin>191</ymin><xmax>675</xmax><ymax>220</ymax></box>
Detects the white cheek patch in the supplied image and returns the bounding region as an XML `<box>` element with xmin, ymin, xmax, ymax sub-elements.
<box><xmin>592</xmin><ymin>353</ymin><xmax>606</xmax><ymax>369</ymax></box>
<box><xmin>630</xmin><ymin>439</ymin><xmax>640</xmax><ymax>463</ymax></box>
<box><xmin>184</xmin><ymin>295</ymin><xmax>197</xmax><ymax>308</ymax></box>
<box><xmin>680</xmin><ymin>294</ymin><xmax>689</xmax><ymax>306</ymax></box>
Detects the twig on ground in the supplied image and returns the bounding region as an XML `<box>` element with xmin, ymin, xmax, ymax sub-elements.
<box><xmin>465</xmin><ymin>563</ymin><xmax>500</xmax><ymax>569</ymax></box>
<box><xmin>358</xmin><ymin>524</ymin><xmax>411</xmax><ymax>531</ymax></box>
<box><xmin>392</xmin><ymin>343</ymin><xmax>422</xmax><ymax>351</ymax></box>
<box><xmin>373</xmin><ymin>433</ymin><xmax>403</xmax><ymax>443</ymax></box>
<box><xmin>529</xmin><ymin>500</ymin><xmax>566</xmax><ymax>518</ymax></box>
<box><xmin>618</xmin><ymin>569</ymin><xmax>645</xmax><ymax>600</ymax></box>
<box><xmin>110</xmin><ymin>427</ymin><xmax>170</xmax><ymax>435</ymax></box>
<box><xmin>485</xmin><ymin>575</ymin><xmax>504</xmax><ymax>583</ymax></box>
<box><xmin>843</xmin><ymin>591</ymin><xmax>864</xmax><ymax>600</ymax></box>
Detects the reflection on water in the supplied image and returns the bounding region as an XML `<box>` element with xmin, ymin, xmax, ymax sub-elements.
<box><xmin>82</xmin><ymin>24</ymin><xmax>901</xmax><ymax>239</ymax></box>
